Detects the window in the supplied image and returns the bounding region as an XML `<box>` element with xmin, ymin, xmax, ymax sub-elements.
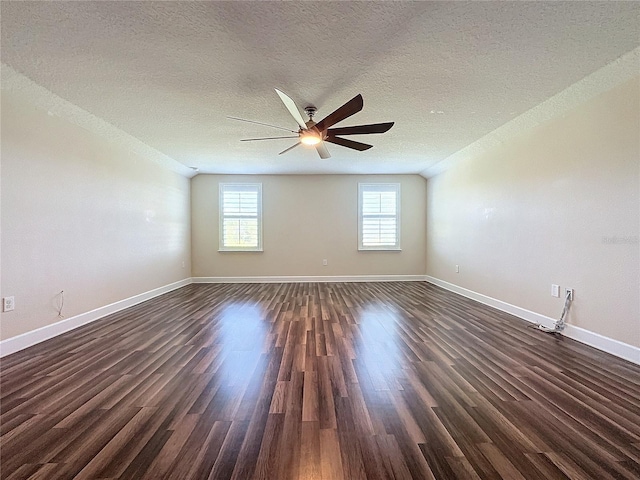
<box><xmin>358</xmin><ymin>183</ymin><xmax>401</xmax><ymax>250</ymax></box>
<box><xmin>219</xmin><ymin>183</ymin><xmax>262</xmax><ymax>251</ymax></box>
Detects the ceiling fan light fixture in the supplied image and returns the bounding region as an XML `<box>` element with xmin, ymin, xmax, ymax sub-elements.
<box><xmin>300</xmin><ymin>131</ymin><xmax>321</xmax><ymax>146</ymax></box>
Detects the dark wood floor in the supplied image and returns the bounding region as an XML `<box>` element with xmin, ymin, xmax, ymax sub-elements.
<box><xmin>1</xmin><ymin>282</ymin><xmax>640</xmax><ymax>479</ymax></box>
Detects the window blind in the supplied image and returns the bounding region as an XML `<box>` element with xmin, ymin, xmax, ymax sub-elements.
<box><xmin>358</xmin><ymin>183</ymin><xmax>400</xmax><ymax>250</ymax></box>
<box><xmin>219</xmin><ymin>183</ymin><xmax>262</xmax><ymax>251</ymax></box>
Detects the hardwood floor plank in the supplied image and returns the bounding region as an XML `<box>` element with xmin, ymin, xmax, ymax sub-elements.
<box><xmin>319</xmin><ymin>428</ymin><xmax>345</xmax><ymax>480</ymax></box>
<box><xmin>141</xmin><ymin>413</ymin><xmax>199</xmax><ymax>479</ymax></box>
<box><xmin>523</xmin><ymin>453</ymin><xmax>572</xmax><ymax>480</ymax></box>
<box><xmin>1</xmin><ymin>282</ymin><xmax>639</xmax><ymax>479</ymax></box>
<box><xmin>207</xmin><ymin>419</ymin><xmax>249</xmax><ymax>480</ymax></box>
<box><xmin>4</xmin><ymin>463</ymin><xmax>41</xmax><ymax>480</ymax></box>
<box><xmin>184</xmin><ymin>420</ymin><xmax>231</xmax><ymax>480</ymax></box>
<box><xmin>299</xmin><ymin>421</ymin><xmax>321</xmax><ymax>480</ymax></box>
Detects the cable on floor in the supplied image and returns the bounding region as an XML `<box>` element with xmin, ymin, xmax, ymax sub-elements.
<box><xmin>535</xmin><ymin>289</ymin><xmax>572</xmax><ymax>334</ymax></box>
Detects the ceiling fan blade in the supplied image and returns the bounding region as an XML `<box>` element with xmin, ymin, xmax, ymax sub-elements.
<box><xmin>327</xmin><ymin>122</ymin><xmax>394</xmax><ymax>136</ymax></box>
<box><xmin>314</xmin><ymin>94</ymin><xmax>364</xmax><ymax>132</ymax></box>
<box><xmin>279</xmin><ymin>142</ymin><xmax>301</xmax><ymax>155</ymax></box>
<box><xmin>325</xmin><ymin>136</ymin><xmax>373</xmax><ymax>151</ymax></box>
<box><xmin>315</xmin><ymin>143</ymin><xmax>331</xmax><ymax>159</ymax></box>
<box><xmin>227</xmin><ymin>116</ymin><xmax>297</xmax><ymax>133</ymax></box>
<box><xmin>241</xmin><ymin>136</ymin><xmax>299</xmax><ymax>141</ymax></box>
<box><xmin>275</xmin><ymin>89</ymin><xmax>307</xmax><ymax>129</ymax></box>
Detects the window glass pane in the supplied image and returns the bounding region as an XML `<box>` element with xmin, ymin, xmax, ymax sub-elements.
<box><xmin>222</xmin><ymin>218</ymin><xmax>240</xmax><ymax>245</ymax></box>
<box><xmin>223</xmin><ymin>218</ymin><xmax>258</xmax><ymax>248</ymax></box>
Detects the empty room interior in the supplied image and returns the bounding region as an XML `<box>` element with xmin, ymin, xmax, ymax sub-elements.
<box><xmin>1</xmin><ymin>2</ymin><xmax>639</xmax><ymax>480</ymax></box>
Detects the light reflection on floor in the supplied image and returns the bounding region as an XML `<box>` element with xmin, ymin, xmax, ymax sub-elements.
<box><xmin>353</xmin><ymin>304</ymin><xmax>403</xmax><ymax>391</ymax></box>
<box><xmin>216</xmin><ymin>302</ymin><xmax>268</xmax><ymax>386</ymax></box>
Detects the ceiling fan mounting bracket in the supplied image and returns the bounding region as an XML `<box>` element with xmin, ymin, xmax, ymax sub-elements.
<box><xmin>304</xmin><ymin>106</ymin><xmax>317</xmax><ymax>119</ymax></box>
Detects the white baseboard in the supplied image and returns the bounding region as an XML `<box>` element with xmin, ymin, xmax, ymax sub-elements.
<box><xmin>0</xmin><ymin>278</ymin><xmax>192</xmax><ymax>358</ymax></box>
<box><xmin>560</xmin><ymin>324</ymin><xmax>640</xmax><ymax>366</ymax></box>
<box><xmin>5</xmin><ymin>275</ymin><xmax>637</xmax><ymax>366</ymax></box>
<box><xmin>425</xmin><ymin>276</ymin><xmax>640</xmax><ymax>366</ymax></box>
<box><xmin>192</xmin><ymin>275</ymin><xmax>426</xmax><ymax>284</ymax></box>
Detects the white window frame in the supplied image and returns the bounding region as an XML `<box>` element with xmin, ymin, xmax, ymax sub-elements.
<box><xmin>219</xmin><ymin>183</ymin><xmax>263</xmax><ymax>252</ymax></box>
<box><xmin>358</xmin><ymin>183</ymin><xmax>401</xmax><ymax>251</ymax></box>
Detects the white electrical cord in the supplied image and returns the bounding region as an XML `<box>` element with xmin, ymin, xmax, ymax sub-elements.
<box><xmin>57</xmin><ymin>290</ymin><xmax>65</xmax><ymax>318</ymax></box>
<box><xmin>537</xmin><ymin>289</ymin><xmax>572</xmax><ymax>333</ymax></box>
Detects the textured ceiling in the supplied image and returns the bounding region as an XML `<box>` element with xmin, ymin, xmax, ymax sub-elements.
<box><xmin>1</xmin><ymin>1</ymin><xmax>639</xmax><ymax>175</ymax></box>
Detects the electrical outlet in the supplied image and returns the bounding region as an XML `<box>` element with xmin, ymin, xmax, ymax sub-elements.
<box><xmin>322</xmin><ymin>259</ymin><xmax>328</xmax><ymax>266</ymax></box>
<box><xmin>551</xmin><ymin>284</ymin><xmax>560</xmax><ymax>297</ymax></box>
<box><xmin>3</xmin><ymin>296</ymin><xmax>15</xmax><ymax>312</ymax></box>
<box><xmin>565</xmin><ymin>288</ymin><xmax>574</xmax><ymax>301</ymax></box>
<box><xmin>455</xmin><ymin>265</ymin><xmax>460</xmax><ymax>273</ymax></box>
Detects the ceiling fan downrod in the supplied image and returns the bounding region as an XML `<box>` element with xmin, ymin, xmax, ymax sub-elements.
<box><xmin>304</xmin><ymin>106</ymin><xmax>317</xmax><ymax>121</ymax></box>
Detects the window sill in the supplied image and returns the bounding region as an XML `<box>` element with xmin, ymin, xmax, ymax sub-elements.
<box><xmin>358</xmin><ymin>247</ymin><xmax>402</xmax><ymax>252</ymax></box>
<box><xmin>218</xmin><ymin>249</ymin><xmax>264</xmax><ymax>253</ymax></box>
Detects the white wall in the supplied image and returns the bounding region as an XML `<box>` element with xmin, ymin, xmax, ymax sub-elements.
<box><xmin>1</xmin><ymin>92</ymin><xmax>191</xmax><ymax>341</ymax></box>
<box><xmin>191</xmin><ymin>174</ymin><xmax>427</xmax><ymax>278</ymax></box>
<box><xmin>426</xmin><ymin>76</ymin><xmax>639</xmax><ymax>348</ymax></box>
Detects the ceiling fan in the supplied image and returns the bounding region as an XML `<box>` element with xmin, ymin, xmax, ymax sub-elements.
<box><xmin>228</xmin><ymin>89</ymin><xmax>394</xmax><ymax>159</ymax></box>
